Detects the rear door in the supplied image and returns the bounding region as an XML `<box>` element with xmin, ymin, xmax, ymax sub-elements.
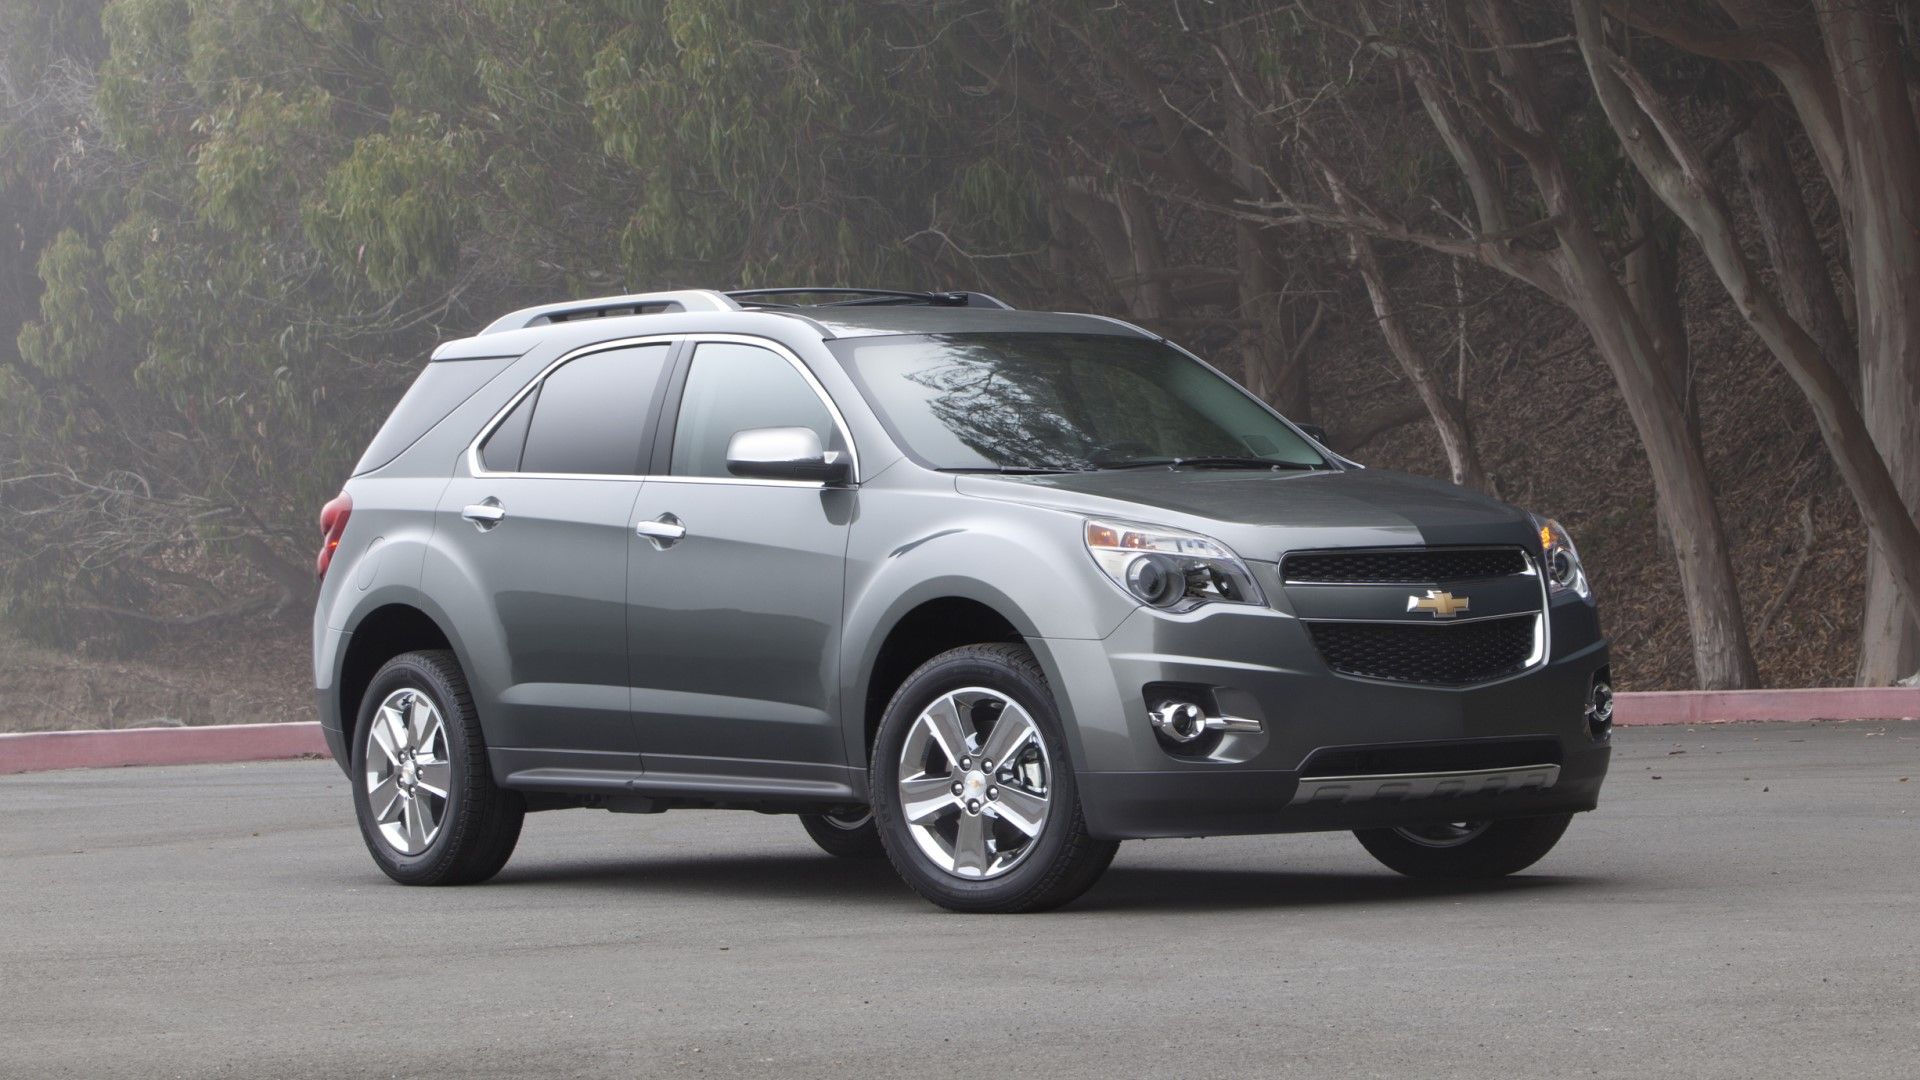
<box><xmin>428</xmin><ymin>340</ymin><xmax>676</xmax><ymax>775</ymax></box>
<box><xmin>625</xmin><ymin>338</ymin><xmax>857</xmax><ymax>790</ymax></box>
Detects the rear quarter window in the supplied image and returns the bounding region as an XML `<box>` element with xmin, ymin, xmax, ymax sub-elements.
<box><xmin>353</xmin><ymin>355</ymin><xmax>521</xmax><ymax>475</ymax></box>
<box><xmin>515</xmin><ymin>344</ymin><xmax>672</xmax><ymax>475</ymax></box>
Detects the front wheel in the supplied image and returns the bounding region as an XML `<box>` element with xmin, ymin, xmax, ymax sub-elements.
<box><xmin>1353</xmin><ymin>814</ymin><xmax>1573</xmax><ymax>879</ymax></box>
<box><xmin>870</xmin><ymin>643</ymin><xmax>1117</xmax><ymax>913</ymax></box>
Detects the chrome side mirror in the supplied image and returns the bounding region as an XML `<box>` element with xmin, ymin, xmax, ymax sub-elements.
<box><xmin>725</xmin><ymin>426</ymin><xmax>851</xmax><ymax>484</ymax></box>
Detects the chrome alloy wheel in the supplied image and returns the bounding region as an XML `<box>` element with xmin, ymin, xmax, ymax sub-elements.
<box><xmin>895</xmin><ymin>687</ymin><xmax>1051</xmax><ymax>880</ymax></box>
<box><xmin>1393</xmin><ymin>821</ymin><xmax>1491</xmax><ymax>848</ymax></box>
<box><xmin>363</xmin><ymin>688</ymin><xmax>452</xmax><ymax>856</ymax></box>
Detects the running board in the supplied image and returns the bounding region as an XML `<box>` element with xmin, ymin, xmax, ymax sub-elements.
<box><xmin>1289</xmin><ymin>763</ymin><xmax>1561</xmax><ymax>806</ymax></box>
<box><xmin>501</xmin><ymin>766</ymin><xmax>857</xmax><ymax>806</ymax></box>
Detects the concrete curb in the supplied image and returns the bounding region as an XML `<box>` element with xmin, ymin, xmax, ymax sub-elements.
<box><xmin>0</xmin><ymin>721</ymin><xmax>327</xmax><ymax>776</ymax></box>
<box><xmin>3</xmin><ymin>687</ymin><xmax>1918</xmax><ymax>776</ymax></box>
<box><xmin>1611</xmin><ymin>687</ymin><xmax>1920</xmax><ymax>726</ymax></box>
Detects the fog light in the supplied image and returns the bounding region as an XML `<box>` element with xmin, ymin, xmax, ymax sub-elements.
<box><xmin>1149</xmin><ymin>701</ymin><xmax>1207</xmax><ymax>743</ymax></box>
<box><xmin>1586</xmin><ymin>677</ymin><xmax>1614</xmax><ymax>735</ymax></box>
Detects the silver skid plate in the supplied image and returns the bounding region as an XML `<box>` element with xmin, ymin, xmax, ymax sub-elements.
<box><xmin>1290</xmin><ymin>763</ymin><xmax>1561</xmax><ymax>806</ymax></box>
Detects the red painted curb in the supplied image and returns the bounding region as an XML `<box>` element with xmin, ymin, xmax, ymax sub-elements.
<box><xmin>0</xmin><ymin>721</ymin><xmax>328</xmax><ymax>776</ymax></box>
<box><xmin>1611</xmin><ymin>687</ymin><xmax>1920</xmax><ymax>726</ymax></box>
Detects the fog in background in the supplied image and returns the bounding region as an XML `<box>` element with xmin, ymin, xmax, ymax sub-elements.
<box><xmin>4</xmin><ymin>0</ymin><xmax>1918</xmax><ymax>730</ymax></box>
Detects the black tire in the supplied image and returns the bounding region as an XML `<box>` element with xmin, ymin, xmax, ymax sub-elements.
<box><xmin>870</xmin><ymin>643</ymin><xmax>1118</xmax><ymax>913</ymax></box>
<box><xmin>350</xmin><ymin>650</ymin><xmax>524</xmax><ymax>885</ymax></box>
<box><xmin>1353</xmin><ymin>813</ymin><xmax>1573</xmax><ymax>879</ymax></box>
<box><xmin>798</xmin><ymin>808</ymin><xmax>887</xmax><ymax>859</ymax></box>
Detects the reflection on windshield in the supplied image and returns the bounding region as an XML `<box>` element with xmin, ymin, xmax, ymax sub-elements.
<box><xmin>830</xmin><ymin>333</ymin><xmax>1325</xmax><ymax>472</ymax></box>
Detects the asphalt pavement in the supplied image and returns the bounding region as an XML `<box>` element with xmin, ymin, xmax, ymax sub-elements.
<box><xmin>2</xmin><ymin>720</ymin><xmax>1916</xmax><ymax>1079</ymax></box>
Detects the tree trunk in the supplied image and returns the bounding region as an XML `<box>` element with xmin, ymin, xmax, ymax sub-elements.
<box><xmin>1559</xmin><ymin>231</ymin><xmax>1759</xmax><ymax>690</ymax></box>
<box><xmin>1474</xmin><ymin>0</ymin><xmax>1758</xmax><ymax>688</ymax></box>
<box><xmin>1733</xmin><ymin>107</ymin><xmax>1858</xmax><ymax>401</ymax></box>
<box><xmin>1624</xmin><ymin>180</ymin><xmax>1700</xmax><ymax>427</ymax></box>
<box><xmin>1578</xmin><ymin>0</ymin><xmax>1920</xmax><ymax>684</ymax></box>
<box><xmin>1816</xmin><ymin>1</ymin><xmax>1920</xmax><ymax>685</ymax></box>
<box><xmin>1113</xmin><ymin>185</ymin><xmax>1174</xmax><ymax>322</ymax></box>
<box><xmin>1057</xmin><ymin>181</ymin><xmax>1163</xmax><ymax>321</ymax></box>
<box><xmin>1225</xmin><ymin>68</ymin><xmax>1311</xmax><ymax>417</ymax></box>
<box><xmin>1332</xmin><ymin>180</ymin><xmax>1488</xmax><ymax>489</ymax></box>
<box><xmin>1623</xmin><ymin>182</ymin><xmax>1697</xmax><ymax>559</ymax></box>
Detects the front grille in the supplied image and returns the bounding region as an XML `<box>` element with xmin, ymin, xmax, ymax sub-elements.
<box><xmin>1283</xmin><ymin>547</ymin><xmax>1530</xmax><ymax>583</ymax></box>
<box><xmin>1308</xmin><ymin>615</ymin><xmax>1536</xmax><ymax>685</ymax></box>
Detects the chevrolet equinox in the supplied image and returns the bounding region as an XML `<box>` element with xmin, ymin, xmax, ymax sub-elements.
<box><xmin>314</xmin><ymin>287</ymin><xmax>1612</xmax><ymax>912</ymax></box>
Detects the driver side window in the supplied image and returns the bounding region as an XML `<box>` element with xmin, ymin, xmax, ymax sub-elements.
<box><xmin>669</xmin><ymin>342</ymin><xmax>836</xmax><ymax>478</ymax></box>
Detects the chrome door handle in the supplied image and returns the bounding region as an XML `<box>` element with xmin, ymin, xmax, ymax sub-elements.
<box><xmin>461</xmin><ymin>500</ymin><xmax>506</xmax><ymax>530</ymax></box>
<box><xmin>635</xmin><ymin>514</ymin><xmax>686</xmax><ymax>547</ymax></box>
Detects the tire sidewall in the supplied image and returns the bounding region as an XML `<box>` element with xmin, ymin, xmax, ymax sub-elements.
<box><xmin>350</xmin><ymin>654</ymin><xmax>474</xmax><ymax>882</ymax></box>
<box><xmin>870</xmin><ymin>647</ymin><xmax>1084</xmax><ymax>906</ymax></box>
<box><xmin>1354</xmin><ymin>813</ymin><xmax>1572</xmax><ymax>878</ymax></box>
<box><xmin>799</xmin><ymin>810</ymin><xmax>887</xmax><ymax>859</ymax></box>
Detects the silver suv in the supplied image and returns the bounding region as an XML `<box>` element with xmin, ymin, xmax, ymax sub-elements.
<box><xmin>314</xmin><ymin>287</ymin><xmax>1612</xmax><ymax>912</ymax></box>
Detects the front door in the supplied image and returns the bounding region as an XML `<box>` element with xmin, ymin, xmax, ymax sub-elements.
<box><xmin>626</xmin><ymin>340</ymin><xmax>855</xmax><ymax>788</ymax></box>
<box><xmin>427</xmin><ymin>341</ymin><xmax>674</xmax><ymax>774</ymax></box>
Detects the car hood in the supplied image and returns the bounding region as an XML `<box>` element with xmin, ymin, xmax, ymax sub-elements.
<box><xmin>954</xmin><ymin>466</ymin><xmax>1537</xmax><ymax>561</ymax></box>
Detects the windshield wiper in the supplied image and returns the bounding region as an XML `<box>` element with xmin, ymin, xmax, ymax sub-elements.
<box><xmin>939</xmin><ymin>465</ymin><xmax>1090</xmax><ymax>475</ymax></box>
<box><xmin>1094</xmin><ymin>456</ymin><xmax>1321</xmax><ymax>471</ymax></box>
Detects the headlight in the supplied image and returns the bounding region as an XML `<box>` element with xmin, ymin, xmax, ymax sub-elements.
<box><xmin>1084</xmin><ymin>519</ymin><xmax>1265</xmax><ymax>613</ymax></box>
<box><xmin>1533</xmin><ymin>515</ymin><xmax>1590</xmax><ymax>599</ymax></box>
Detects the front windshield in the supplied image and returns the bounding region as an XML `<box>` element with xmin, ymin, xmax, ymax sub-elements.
<box><xmin>830</xmin><ymin>333</ymin><xmax>1326</xmax><ymax>472</ymax></box>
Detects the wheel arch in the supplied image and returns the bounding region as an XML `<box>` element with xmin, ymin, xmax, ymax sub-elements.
<box><xmin>336</xmin><ymin>600</ymin><xmax>460</xmax><ymax>755</ymax></box>
<box><xmin>840</xmin><ymin>509</ymin><xmax>1136</xmax><ymax>777</ymax></box>
<box><xmin>856</xmin><ymin>594</ymin><xmax>1029</xmax><ymax>764</ymax></box>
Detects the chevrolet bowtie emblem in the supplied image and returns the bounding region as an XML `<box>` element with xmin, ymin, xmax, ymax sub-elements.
<box><xmin>1408</xmin><ymin>590</ymin><xmax>1470</xmax><ymax>618</ymax></box>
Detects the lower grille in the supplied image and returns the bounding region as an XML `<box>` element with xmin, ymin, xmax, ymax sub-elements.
<box><xmin>1300</xmin><ymin>737</ymin><xmax>1562</xmax><ymax>778</ymax></box>
<box><xmin>1308</xmin><ymin>615</ymin><xmax>1537</xmax><ymax>685</ymax></box>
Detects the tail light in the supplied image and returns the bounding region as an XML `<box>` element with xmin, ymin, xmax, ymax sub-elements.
<box><xmin>316</xmin><ymin>491</ymin><xmax>352</xmax><ymax>579</ymax></box>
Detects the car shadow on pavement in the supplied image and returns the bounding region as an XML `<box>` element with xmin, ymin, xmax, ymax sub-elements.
<box><xmin>1074</xmin><ymin>865</ymin><xmax>1595</xmax><ymax>914</ymax></box>
<box><xmin>488</xmin><ymin>851</ymin><xmax>1598</xmax><ymax>912</ymax></box>
<box><xmin>493</xmin><ymin>852</ymin><xmax>917</xmax><ymax>904</ymax></box>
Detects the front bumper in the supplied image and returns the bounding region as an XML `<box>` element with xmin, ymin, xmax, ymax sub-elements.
<box><xmin>1041</xmin><ymin>591</ymin><xmax>1612</xmax><ymax>840</ymax></box>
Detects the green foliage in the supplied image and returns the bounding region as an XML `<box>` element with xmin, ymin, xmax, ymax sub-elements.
<box><xmin>0</xmin><ymin>0</ymin><xmax>1064</xmax><ymax>648</ymax></box>
<box><xmin>305</xmin><ymin>122</ymin><xmax>478</xmax><ymax>292</ymax></box>
<box><xmin>17</xmin><ymin>231</ymin><xmax>113</xmax><ymax>384</ymax></box>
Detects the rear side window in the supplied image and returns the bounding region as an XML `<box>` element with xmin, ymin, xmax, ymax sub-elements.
<box><xmin>513</xmin><ymin>344</ymin><xmax>670</xmax><ymax>475</ymax></box>
<box><xmin>669</xmin><ymin>342</ymin><xmax>835</xmax><ymax>478</ymax></box>
<box><xmin>478</xmin><ymin>390</ymin><xmax>536</xmax><ymax>472</ymax></box>
<box><xmin>353</xmin><ymin>354</ymin><xmax>518</xmax><ymax>475</ymax></box>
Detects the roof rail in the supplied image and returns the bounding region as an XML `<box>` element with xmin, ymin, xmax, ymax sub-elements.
<box><xmin>478</xmin><ymin>289</ymin><xmax>742</xmax><ymax>335</ymax></box>
<box><xmin>726</xmin><ymin>287</ymin><xmax>1013</xmax><ymax>310</ymax></box>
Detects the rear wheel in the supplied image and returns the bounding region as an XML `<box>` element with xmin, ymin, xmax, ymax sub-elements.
<box><xmin>871</xmin><ymin>643</ymin><xmax>1117</xmax><ymax>913</ymax></box>
<box><xmin>350</xmin><ymin>650</ymin><xmax>524</xmax><ymax>885</ymax></box>
<box><xmin>1353</xmin><ymin>814</ymin><xmax>1573</xmax><ymax>879</ymax></box>
<box><xmin>799</xmin><ymin>808</ymin><xmax>886</xmax><ymax>859</ymax></box>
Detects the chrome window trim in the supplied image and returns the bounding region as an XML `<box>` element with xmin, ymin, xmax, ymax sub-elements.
<box><xmin>464</xmin><ymin>332</ymin><xmax>860</xmax><ymax>487</ymax></box>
